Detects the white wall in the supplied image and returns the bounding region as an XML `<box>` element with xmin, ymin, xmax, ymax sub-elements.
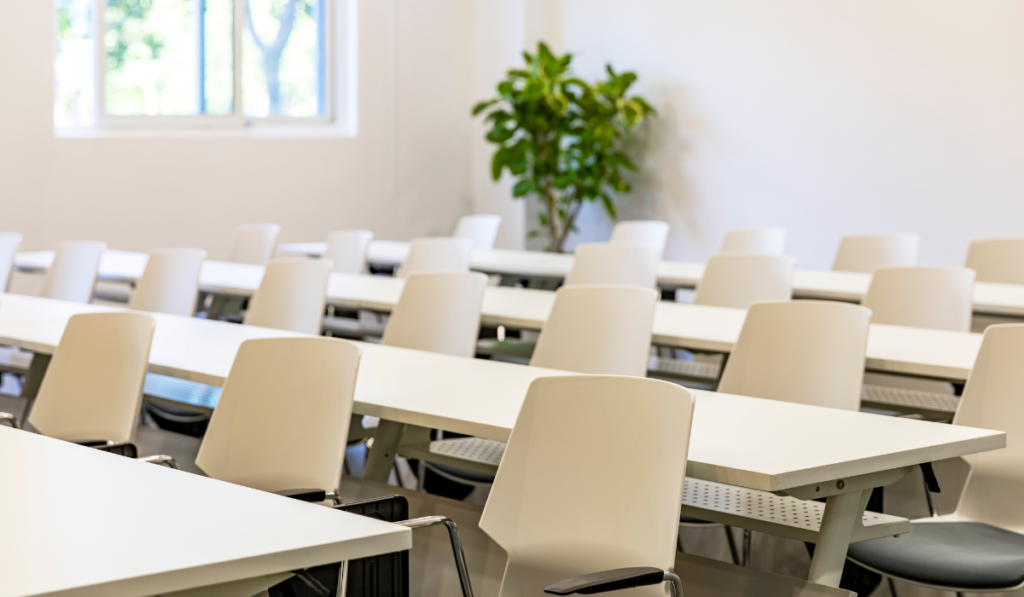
<box><xmin>557</xmin><ymin>0</ymin><xmax>1024</xmax><ymax>267</ymax></box>
<box><xmin>0</xmin><ymin>0</ymin><xmax>477</xmax><ymax>259</ymax></box>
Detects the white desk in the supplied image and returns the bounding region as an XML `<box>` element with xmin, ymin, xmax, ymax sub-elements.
<box><xmin>276</xmin><ymin>240</ymin><xmax>411</xmax><ymax>267</ymax></box>
<box><xmin>7</xmin><ymin>253</ymin><xmax>984</xmax><ymax>381</ymax></box>
<box><xmin>0</xmin><ymin>426</ymin><xmax>409</xmax><ymax>597</ymax></box>
<box><xmin>270</xmin><ymin>245</ymin><xmax>1024</xmax><ymax>319</ymax></box>
<box><xmin>0</xmin><ymin>293</ymin><xmax>1004</xmax><ymax>588</ymax></box>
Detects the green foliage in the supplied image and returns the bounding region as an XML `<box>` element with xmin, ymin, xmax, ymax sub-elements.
<box><xmin>474</xmin><ymin>42</ymin><xmax>655</xmax><ymax>252</ymax></box>
<box><xmin>106</xmin><ymin>0</ymin><xmax>165</xmax><ymax>71</ymax></box>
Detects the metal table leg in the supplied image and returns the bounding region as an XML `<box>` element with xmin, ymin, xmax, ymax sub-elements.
<box><xmin>362</xmin><ymin>419</ymin><xmax>405</xmax><ymax>482</ymax></box>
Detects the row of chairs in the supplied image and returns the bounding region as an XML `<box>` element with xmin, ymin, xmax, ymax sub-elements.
<box><xmin>5</xmin><ymin>276</ymin><xmax>1024</xmax><ymax>596</ymax></box>
<box><xmin>0</xmin><ymin>308</ymin><xmax>697</xmax><ymax>597</ymax></box>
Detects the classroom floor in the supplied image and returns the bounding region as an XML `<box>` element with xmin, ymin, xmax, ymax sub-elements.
<box><xmin>0</xmin><ymin>390</ymin><xmax>1015</xmax><ymax>597</ymax></box>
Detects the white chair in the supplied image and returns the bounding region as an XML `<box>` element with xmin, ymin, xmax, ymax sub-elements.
<box><xmin>39</xmin><ymin>241</ymin><xmax>107</xmax><ymax>303</ymax></box>
<box><xmin>565</xmin><ymin>243</ymin><xmax>658</xmax><ymax>288</ymax></box>
<box><xmin>832</xmin><ymin>233</ymin><xmax>920</xmax><ymax>273</ymax></box>
<box><xmin>244</xmin><ymin>258</ymin><xmax>331</xmax><ymax>334</ymax></box>
<box><xmin>452</xmin><ymin>214</ymin><xmax>501</xmax><ymax>250</ymax></box>
<box><xmin>862</xmin><ymin>266</ymin><xmax>975</xmax><ymax>332</ymax></box>
<box><xmin>324</xmin><ymin>230</ymin><xmax>374</xmax><ymax>274</ymax></box>
<box><xmin>380</xmin><ymin>272</ymin><xmax>488</xmax><ymax>358</ymax></box>
<box><xmin>531</xmin><ymin>285</ymin><xmax>658</xmax><ymax>377</ymax></box>
<box><xmin>228</xmin><ymin>223</ymin><xmax>280</xmax><ymax>265</ymax></box>
<box><xmin>693</xmin><ymin>253</ymin><xmax>795</xmax><ymax>309</ymax></box>
<box><xmin>26</xmin><ymin>312</ymin><xmax>155</xmax><ymax>444</ymax></box>
<box><xmin>195</xmin><ymin>337</ymin><xmax>360</xmax><ymax>500</ymax></box>
<box><xmin>965</xmin><ymin>238</ymin><xmax>1024</xmax><ymax>285</ymax></box>
<box><xmin>718</xmin><ymin>301</ymin><xmax>871</xmax><ymax>411</ymax></box>
<box><xmin>397</xmin><ymin>237</ymin><xmax>473</xmax><ymax>278</ymax></box>
<box><xmin>610</xmin><ymin>220</ymin><xmax>670</xmax><ymax>259</ymax></box>
<box><xmin>719</xmin><ymin>227</ymin><xmax>787</xmax><ymax>255</ymax></box>
<box><xmin>427</xmin><ymin>284</ymin><xmax>657</xmax><ymax>487</ymax></box>
<box><xmin>848</xmin><ymin>324</ymin><xmax>1024</xmax><ymax>596</ymax></box>
<box><xmin>0</xmin><ymin>232</ymin><xmax>23</xmax><ymax>291</ymax></box>
<box><xmin>479</xmin><ymin>375</ymin><xmax>695</xmax><ymax>597</ymax></box>
<box><xmin>128</xmin><ymin>248</ymin><xmax>207</xmax><ymax>316</ymax></box>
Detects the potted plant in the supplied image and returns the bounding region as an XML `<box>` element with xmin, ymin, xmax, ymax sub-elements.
<box><xmin>473</xmin><ymin>42</ymin><xmax>655</xmax><ymax>253</ymax></box>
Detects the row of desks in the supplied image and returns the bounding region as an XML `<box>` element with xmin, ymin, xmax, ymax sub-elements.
<box><xmin>273</xmin><ymin>241</ymin><xmax>1024</xmax><ymax>318</ymax></box>
<box><xmin>13</xmin><ymin>250</ymin><xmax>984</xmax><ymax>381</ymax></box>
<box><xmin>0</xmin><ymin>292</ymin><xmax>1005</xmax><ymax>590</ymax></box>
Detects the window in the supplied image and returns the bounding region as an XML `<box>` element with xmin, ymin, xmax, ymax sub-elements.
<box><xmin>54</xmin><ymin>0</ymin><xmax>355</xmax><ymax>133</ymax></box>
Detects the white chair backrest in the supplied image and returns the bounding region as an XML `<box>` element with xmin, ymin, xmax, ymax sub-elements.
<box><xmin>862</xmin><ymin>266</ymin><xmax>975</xmax><ymax>332</ymax></box>
<box><xmin>953</xmin><ymin>324</ymin><xmax>1024</xmax><ymax>533</ymax></box>
<box><xmin>693</xmin><ymin>253</ymin><xmax>795</xmax><ymax>309</ymax></box>
<box><xmin>610</xmin><ymin>220</ymin><xmax>670</xmax><ymax>259</ymax></box>
<box><xmin>0</xmin><ymin>232</ymin><xmax>23</xmax><ymax>292</ymax></box>
<box><xmin>196</xmin><ymin>337</ymin><xmax>360</xmax><ymax>494</ymax></box>
<box><xmin>530</xmin><ymin>285</ymin><xmax>657</xmax><ymax>377</ymax></box>
<box><xmin>28</xmin><ymin>312</ymin><xmax>155</xmax><ymax>444</ymax></box>
<box><xmin>719</xmin><ymin>227</ymin><xmax>787</xmax><ymax>255</ymax></box>
<box><xmin>381</xmin><ymin>272</ymin><xmax>487</xmax><ymax>358</ymax></box>
<box><xmin>40</xmin><ymin>241</ymin><xmax>107</xmax><ymax>303</ymax></box>
<box><xmin>244</xmin><ymin>258</ymin><xmax>331</xmax><ymax>335</ymax></box>
<box><xmin>452</xmin><ymin>214</ymin><xmax>501</xmax><ymax>250</ymax></box>
<box><xmin>129</xmin><ymin>248</ymin><xmax>207</xmax><ymax>316</ymax></box>
<box><xmin>398</xmin><ymin>237</ymin><xmax>473</xmax><ymax>278</ymax></box>
<box><xmin>565</xmin><ymin>242</ymin><xmax>658</xmax><ymax>288</ymax></box>
<box><xmin>228</xmin><ymin>223</ymin><xmax>280</xmax><ymax>265</ymax></box>
<box><xmin>718</xmin><ymin>301</ymin><xmax>870</xmax><ymax>411</ymax></box>
<box><xmin>324</xmin><ymin>230</ymin><xmax>374</xmax><ymax>274</ymax></box>
<box><xmin>965</xmin><ymin>238</ymin><xmax>1024</xmax><ymax>285</ymax></box>
<box><xmin>832</xmin><ymin>233</ymin><xmax>920</xmax><ymax>273</ymax></box>
<box><xmin>480</xmin><ymin>375</ymin><xmax>695</xmax><ymax>597</ymax></box>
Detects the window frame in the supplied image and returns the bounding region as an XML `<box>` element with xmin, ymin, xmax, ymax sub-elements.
<box><xmin>61</xmin><ymin>0</ymin><xmax>349</xmax><ymax>134</ymax></box>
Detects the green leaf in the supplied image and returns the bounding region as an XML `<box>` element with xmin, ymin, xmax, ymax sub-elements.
<box><xmin>471</xmin><ymin>99</ymin><xmax>498</xmax><ymax>116</ymax></box>
<box><xmin>600</xmin><ymin>194</ymin><xmax>618</xmax><ymax>219</ymax></box>
<box><xmin>491</xmin><ymin>148</ymin><xmax>508</xmax><ymax>180</ymax></box>
<box><xmin>513</xmin><ymin>180</ymin><xmax>533</xmax><ymax>197</ymax></box>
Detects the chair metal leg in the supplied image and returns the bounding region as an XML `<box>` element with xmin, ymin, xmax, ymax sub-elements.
<box><xmin>922</xmin><ymin>474</ymin><xmax>939</xmax><ymax>518</ymax></box>
<box><xmin>723</xmin><ymin>526</ymin><xmax>740</xmax><ymax>565</ymax></box>
<box><xmin>397</xmin><ymin>516</ymin><xmax>474</xmax><ymax>597</ymax></box>
<box><xmin>743</xmin><ymin>529</ymin><xmax>752</xmax><ymax>567</ymax></box>
<box><xmin>887</xmin><ymin>577</ymin><xmax>898</xmax><ymax>597</ymax></box>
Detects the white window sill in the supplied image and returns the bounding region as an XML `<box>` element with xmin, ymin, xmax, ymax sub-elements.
<box><xmin>54</xmin><ymin>126</ymin><xmax>357</xmax><ymax>140</ymax></box>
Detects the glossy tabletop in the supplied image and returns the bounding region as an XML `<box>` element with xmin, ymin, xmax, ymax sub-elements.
<box><xmin>0</xmin><ymin>294</ymin><xmax>1003</xmax><ymax>494</ymax></box>
<box><xmin>0</xmin><ymin>426</ymin><xmax>410</xmax><ymax>597</ymax></box>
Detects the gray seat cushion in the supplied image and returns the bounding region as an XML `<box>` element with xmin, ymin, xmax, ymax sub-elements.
<box><xmin>848</xmin><ymin>521</ymin><xmax>1024</xmax><ymax>590</ymax></box>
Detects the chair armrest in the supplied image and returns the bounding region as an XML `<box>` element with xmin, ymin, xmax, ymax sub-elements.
<box><xmin>139</xmin><ymin>454</ymin><xmax>179</xmax><ymax>469</ymax></box>
<box><xmin>273</xmin><ymin>489</ymin><xmax>341</xmax><ymax>504</ymax></box>
<box><xmin>0</xmin><ymin>411</ymin><xmax>18</xmax><ymax>429</ymax></box>
<box><xmin>545</xmin><ymin>568</ymin><xmax>683</xmax><ymax>597</ymax></box>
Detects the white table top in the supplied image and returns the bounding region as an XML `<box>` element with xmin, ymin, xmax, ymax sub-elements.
<box><xmin>6</xmin><ymin>253</ymin><xmax>985</xmax><ymax>381</ymax></box>
<box><xmin>0</xmin><ymin>426</ymin><xmax>410</xmax><ymax>597</ymax></box>
<box><xmin>277</xmin><ymin>240</ymin><xmax>410</xmax><ymax>266</ymax></box>
<box><xmin>0</xmin><ymin>294</ymin><xmax>1003</xmax><ymax>493</ymax></box>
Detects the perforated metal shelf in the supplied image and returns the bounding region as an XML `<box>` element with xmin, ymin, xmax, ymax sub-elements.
<box><xmin>647</xmin><ymin>355</ymin><xmax>721</xmax><ymax>380</ymax></box>
<box><xmin>679</xmin><ymin>478</ymin><xmax>909</xmax><ymax>544</ymax></box>
<box><xmin>861</xmin><ymin>384</ymin><xmax>959</xmax><ymax>415</ymax></box>
<box><xmin>0</xmin><ymin>347</ymin><xmax>32</xmax><ymax>372</ymax></box>
<box><xmin>429</xmin><ymin>437</ymin><xmax>506</xmax><ymax>466</ymax></box>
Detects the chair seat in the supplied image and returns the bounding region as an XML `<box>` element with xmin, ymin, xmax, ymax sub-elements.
<box><xmin>848</xmin><ymin>521</ymin><xmax>1024</xmax><ymax>590</ymax></box>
